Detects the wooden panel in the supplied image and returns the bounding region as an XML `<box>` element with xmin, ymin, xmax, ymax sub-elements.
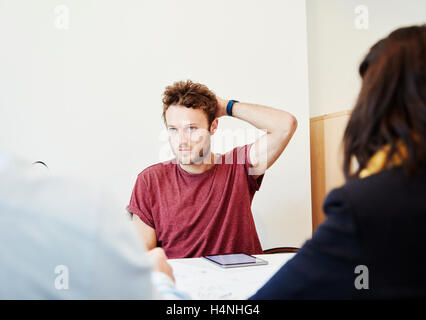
<box><xmin>310</xmin><ymin>119</ymin><xmax>326</xmax><ymax>232</ymax></box>
<box><xmin>310</xmin><ymin>110</ymin><xmax>351</xmax><ymax>232</ymax></box>
<box><xmin>323</xmin><ymin>114</ymin><xmax>350</xmax><ymax>193</ymax></box>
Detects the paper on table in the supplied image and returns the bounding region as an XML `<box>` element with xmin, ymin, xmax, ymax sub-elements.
<box><xmin>169</xmin><ymin>254</ymin><xmax>294</xmax><ymax>300</ymax></box>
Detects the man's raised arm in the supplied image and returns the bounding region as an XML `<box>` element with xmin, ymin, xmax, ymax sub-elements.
<box><xmin>216</xmin><ymin>98</ymin><xmax>297</xmax><ymax>179</ymax></box>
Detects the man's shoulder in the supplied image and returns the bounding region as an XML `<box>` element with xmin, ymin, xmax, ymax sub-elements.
<box><xmin>220</xmin><ymin>143</ymin><xmax>252</xmax><ymax>165</ymax></box>
<box><xmin>136</xmin><ymin>159</ymin><xmax>176</xmax><ymax>180</ymax></box>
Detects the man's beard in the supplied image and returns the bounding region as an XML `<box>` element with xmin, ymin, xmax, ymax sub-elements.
<box><xmin>177</xmin><ymin>142</ymin><xmax>211</xmax><ymax>165</ymax></box>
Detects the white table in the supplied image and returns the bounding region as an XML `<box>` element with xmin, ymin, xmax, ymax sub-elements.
<box><xmin>168</xmin><ymin>253</ymin><xmax>295</xmax><ymax>300</ymax></box>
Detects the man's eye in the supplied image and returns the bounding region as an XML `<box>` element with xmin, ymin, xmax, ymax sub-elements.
<box><xmin>169</xmin><ymin>128</ymin><xmax>177</xmax><ymax>132</ymax></box>
<box><xmin>189</xmin><ymin>127</ymin><xmax>196</xmax><ymax>131</ymax></box>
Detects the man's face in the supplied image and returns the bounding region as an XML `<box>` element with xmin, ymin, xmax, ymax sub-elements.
<box><xmin>165</xmin><ymin>105</ymin><xmax>216</xmax><ymax>165</ymax></box>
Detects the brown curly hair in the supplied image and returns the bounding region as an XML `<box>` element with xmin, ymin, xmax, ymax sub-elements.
<box><xmin>162</xmin><ymin>80</ymin><xmax>218</xmax><ymax>127</ymax></box>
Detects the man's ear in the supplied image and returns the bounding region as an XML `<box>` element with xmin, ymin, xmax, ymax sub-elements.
<box><xmin>209</xmin><ymin>118</ymin><xmax>219</xmax><ymax>135</ymax></box>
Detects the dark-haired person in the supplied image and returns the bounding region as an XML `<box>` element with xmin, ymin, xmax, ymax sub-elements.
<box><xmin>127</xmin><ymin>81</ymin><xmax>297</xmax><ymax>258</ymax></box>
<box><xmin>250</xmin><ymin>24</ymin><xmax>426</xmax><ymax>299</ymax></box>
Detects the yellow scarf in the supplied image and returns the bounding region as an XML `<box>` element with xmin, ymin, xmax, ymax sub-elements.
<box><xmin>359</xmin><ymin>142</ymin><xmax>407</xmax><ymax>178</ymax></box>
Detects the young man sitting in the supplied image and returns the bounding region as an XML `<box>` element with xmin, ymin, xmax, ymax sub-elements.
<box><xmin>127</xmin><ymin>80</ymin><xmax>297</xmax><ymax>258</ymax></box>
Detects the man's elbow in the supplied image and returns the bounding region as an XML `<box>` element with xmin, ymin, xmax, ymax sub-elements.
<box><xmin>288</xmin><ymin>114</ymin><xmax>298</xmax><ymax>133</ymax></box>
<box><xmin>279</xmin><ymin>114</ymin><xmax>297</xmax><ymax>139</ymax></box>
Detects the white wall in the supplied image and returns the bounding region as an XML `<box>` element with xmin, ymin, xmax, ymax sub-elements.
<box><xmin>0</xmin><ymin>0</ymin><xmax>312</xmax><ymax>249</ymax></box>
<box><xmin>307</xmin><ymin>0</ymin><xmax>426</xmax><ymax>117</ymax></box>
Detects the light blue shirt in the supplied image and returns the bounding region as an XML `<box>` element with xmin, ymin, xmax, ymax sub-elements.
<box><xmin>0</xmin><ymin>151</ymin><xmax>188</xmax><ymax>299</ymax></box>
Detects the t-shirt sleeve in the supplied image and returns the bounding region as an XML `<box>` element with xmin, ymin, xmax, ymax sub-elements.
<box><xmin>235</xmin><ymin>143</ymin><xmax>265</xmax><ymax>193</ymax></box>
<box><xmin>127</xmin><ymin>174</ymin><xmax>155</xmax><ymax>229</ymax></box>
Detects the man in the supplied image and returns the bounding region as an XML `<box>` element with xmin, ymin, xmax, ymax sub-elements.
<box><xmin>0</xmin><ymin>150</ymin><xmax>186</xmax><ymax>299</ymax></box>
<box><xmin>127</xmin><ymin>80</ymin><xmax>297</xmax><ymax>258</ymax></box>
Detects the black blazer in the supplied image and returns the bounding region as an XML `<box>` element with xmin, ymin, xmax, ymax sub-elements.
<box><xmin>250</xmin><ymin>166</ymin><xmax>426</xmax><ymax>299</ymax></box>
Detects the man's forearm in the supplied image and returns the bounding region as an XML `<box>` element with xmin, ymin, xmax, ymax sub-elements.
<box><xmin>217</xmin><ymin>98</ymin><xmax>296</xmax><ymax>135</ymax></box>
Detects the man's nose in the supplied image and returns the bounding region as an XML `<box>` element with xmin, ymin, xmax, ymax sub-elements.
<box><xmin>178</xmin><ymin>129</ymin><xmax>190</xmax><ymax>145</ymax></box>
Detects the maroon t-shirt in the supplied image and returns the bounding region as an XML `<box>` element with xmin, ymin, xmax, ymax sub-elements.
<box><xmin>127</xmin><ymin>143</ymin><xmax>264</xmax><ymax>258</ymax></box>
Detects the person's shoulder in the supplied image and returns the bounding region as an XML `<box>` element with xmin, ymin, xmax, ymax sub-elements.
<box><xmin>136</xmin><ymin>159</ymin><xmax>176</xmax><ymax>180</ymax></box>
<box><xmin>322</xmin><ymin>170</ymin><xmax>389</xmax><ymax>218</ymax></box>
<box><xmin>324</xmin><ymin>168</ymin><xmax>394</xmax><ymax>206</ymax></box>
<box><xmin>324</xmin><ymin>166</ymin><xmax>426</xmax><ymax>216</ymax></box>
<box><xmin>221</xmin><ymin>144</ymin><xmax>252</xmax><ymax>165</ymax></box>
<box><xmin>341</xmin><ymin>166</ymin><xmax>425</xmax><ymax>198</ymax></box>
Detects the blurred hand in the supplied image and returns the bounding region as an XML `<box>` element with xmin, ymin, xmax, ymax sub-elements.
<box><xmin>147</xmin><ymin>247</ymin><xmax>175</xmax><ymax>282</ymax></box>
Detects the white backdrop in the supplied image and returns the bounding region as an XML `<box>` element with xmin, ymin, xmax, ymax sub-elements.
<box><xmin>307</xmin><ymin>0</ymin><xmax>426</xmax><ymax>117</ymax></box>
<box><xmin>0</xmin><ymin>0</ymin><xmax>312</xmax><ymax>249</ymax></box>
